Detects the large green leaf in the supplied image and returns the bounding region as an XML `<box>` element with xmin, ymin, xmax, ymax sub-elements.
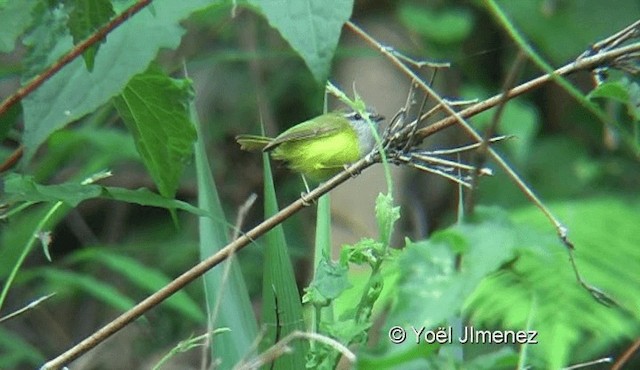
<box><xmin>259</xmin><ymin>143</ymin><xmax>306</xmax><ymax>369</ymax></box>
<box><xmin>191</xmin><ymin>101</ymin><xmax>258</xmax><ymax>369</ymax></box>
<box><xmin>21</xmin><ymin>0</ymin><xmax>214</xmax><ymax>163</ymax></box>
<box><xmin>113</xmin><ymin>66</ymin><xmax>196</xmax><ymax>199</ymax></box>
<box><xmin>247</xmin><ymin>0</ymin><xmax>353</xmax><ymax>83</ymax></box>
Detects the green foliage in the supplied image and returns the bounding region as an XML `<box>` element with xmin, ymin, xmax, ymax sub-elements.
<box><xmin>0</xmin><ymin>326</ymin><xmax>45</xmax><ymax>369</ymax></box>
<box><xmin>304</xmin><ymin>192</ymin><xmax>400</xmax><ymax>369</ymax></box>
<box><xmin>247</xmin><ymin>0</ymin><xmax>353</xmax><ymax>83</ymax></box>
<box><xmin>67</xmin><ymin>248</ymin><xmax>205</xmax><ymax>322</ymax></box>
<box><xmin>114</xmin><ymin>66</ymin><xmax>196</xmax><ymax>199</ymax></box>
<box><xmin>387</xmin><ymin>208</ymin><xmax>520</xmax><ymax>330</ymax></box>
<box><xmin>3</xmin><ymin>173</ymin><xmax>206</xmax><ymax>214</ymax></box>
<box><xmin>398</xmin><ymin>4</ymin><xmax>474</xmax><ymax>46</ymax></box>
<box><xmin>587</xmin><ymin>77</ymin><xmax>640</xmax><ymax>153</ymax></box>
<box><xmin>495</xmin><ymin>0</ymin><xmax>640</xmax><ymax>63</ymax></box>
<box><xmin>21</xmin><ymin>0</ymin><xmax>213</xmax><ymax>162</ymax></box>
<box><xmin>468</xmin><ymin>197</ymin><xmax>640</xmax><ymax>368</ymax></box>
<box><xmin>66</xmin><ymin>0</ymin><xmax>115</xmax><ymax>70</ymax></box>
<box><xmin>304</xmin><ymin>257</ymin><xmax>351</xmax><ymax>305</ymax></box>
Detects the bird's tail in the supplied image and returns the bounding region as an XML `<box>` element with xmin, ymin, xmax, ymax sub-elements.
<box><xmin>235</xmin><ymin>135</ymin><xmax>272</xmax><ymax>152</ymax></box>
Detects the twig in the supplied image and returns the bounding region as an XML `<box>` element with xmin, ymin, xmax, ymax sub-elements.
<box><xmin>611</xmin><ymin>337</ymin><xmax>640</xmax><ymax>370</ymax></box>
<box><xmin>465</xmin><ymin>51</ymin><xmax>527</xmax><ymax>214</ymax></box>
<box><xmin>235</xmin><ymin>331</ymin><xmax>356</xmax><ymax>370</ymax></box>
<box><xmin>346</xmin><ymin>20</ymin><xmax>630</xmax><ymax>305</ymax></box>
<box><xmin>563</xmin><ymin>356</ymin><xmax>612</xmax><ymax>370</ymax></box>
<box><xmin>0</xmin><ymin>293</ymin><xmax>55</xmax><ymax>324</ymax></box>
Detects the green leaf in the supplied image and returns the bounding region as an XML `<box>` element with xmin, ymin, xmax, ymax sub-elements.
<box><xmin>21</xmin><ymin>0</ymin><xmax>213</xmax><ymax>163</ymax></box>
<box><xmin>260</xmin><ymin>142</ymin><xmax>307</xmax><ymax>369</ymax></box>
<box><xmin>375</xmin><ymin>193</ymin><xmax>400</xmax><ymax>247</ymax></box>
<box><xmin>68</xmin><ymin>248</ymin><xmax>205</xmax><ymax>322</ymax></box>
<box><xmin>113</xmin><ymin>66</ymin><xmax>196</xmax><ymax>199</ymax></box>
<box><xmin>66</xmin><ymin>0</ymin><xmax>115</xmax><ymax>70</ymax></box>
<box><xmin>192</xmin><ymin>100</ymin><xmax>258</xmax><ymax>368</ymax></box>
<box><xmin>589</xmin><ymin>78</ymin><xmax>640</xmax><ymax>121</ymax></box>
<box><xmin>388</xmin><ymin>208</ymin><xmax>520</xmax><ymax>329</ymax></box>
<box><xmin>398</xmin><ymin>4</ymin><xmax>473</xmax><ymax>45</ymax></box>
<box><xmin>0</xmin><ymin>0</ymin><xmax>38</xmax><ymax>53</ymax></box>
<box><xmin>247</xmin><ymin>0</ymin><xmax>353</xmax><ymax>83</ymax></box>
<box><xmin>2</xmin><ymin>174</ymin><xmax>207</xmax><ymax>216</ymax></box>
<box><xmin>304</xmin><ymin>257</ymin><xmax>351</xmax><ymax>304</ymax></box>
<box><xmin>589</xmin><ymin>80</ymin><xmax>631</xmax><ymax>102</ymax></box>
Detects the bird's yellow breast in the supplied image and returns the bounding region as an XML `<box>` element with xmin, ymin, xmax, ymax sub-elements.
<box><xmin>271</xmin><ymin>128</ymin><xmax>360</xmax><ymax>181</ymax></box>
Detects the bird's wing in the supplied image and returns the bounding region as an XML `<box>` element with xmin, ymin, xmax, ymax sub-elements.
<box><xmin>263</xmin><ymin>114</ymin><xmax>346</xmax><ymax>151</ymax></box>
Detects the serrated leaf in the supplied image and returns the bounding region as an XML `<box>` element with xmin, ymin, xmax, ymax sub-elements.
<box><xmin>67</xmin><ymin>0</ymin><xmax>115</xmax><ymax>70</ymax></box>
<box><xmin>0</xmin><ymin>0</ymin><xmax>38</xmax><ymax>53</ymax></box>
<box><xmin>2</xmin><ymin>174</ymin><xmax>206</xmax><ymax>216</ymax></box>
<box><xmin>113</xmin><ymin>66</ymin><xmax>196</xmax><ymax>199</ymax></box>
<box><xmin>21</xmin><ymin>0</ymin><xmax>213</xmax><ymax>163</ymax></box>
<box><xmin>248</xmin><ymin>0</ymin><xmax>353</xmax><ymax>83</ymax></box>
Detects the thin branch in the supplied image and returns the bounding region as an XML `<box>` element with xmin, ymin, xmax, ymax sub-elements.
<box><xmin>611</xmin><ymin>337</ymin><xmax>640</xmax><ymax>370</ymax></box>
<box><xmin>235</xmin><ymin>331</ymin><xmax>356</xmax><ymax>370</ymax></box>
<box><xmin>465</xmin><ymin>51</ymin><xmax>527</xmax><ymax>214</ymax></box>
<box><xmin>346</xmin><ymin>20</ymin><xmax>630</xmax><ymax>305</ymax></box>
<box><xmin>0</xmin><ymin>293</ymin><xmax>55</xmax><ymax>324</ymax></box>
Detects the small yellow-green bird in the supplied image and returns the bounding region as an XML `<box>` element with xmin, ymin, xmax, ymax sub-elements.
<box><xmin>236</xmin><ymin>110</ymin><xmax>384</xmax><ymax>181</ymax></box>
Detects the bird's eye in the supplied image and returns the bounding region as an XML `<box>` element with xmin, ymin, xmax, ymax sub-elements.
<box><xmin>353</xmin><ymin>113</ymin><xmax>362</xmax><ymax>120</ymax></box>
